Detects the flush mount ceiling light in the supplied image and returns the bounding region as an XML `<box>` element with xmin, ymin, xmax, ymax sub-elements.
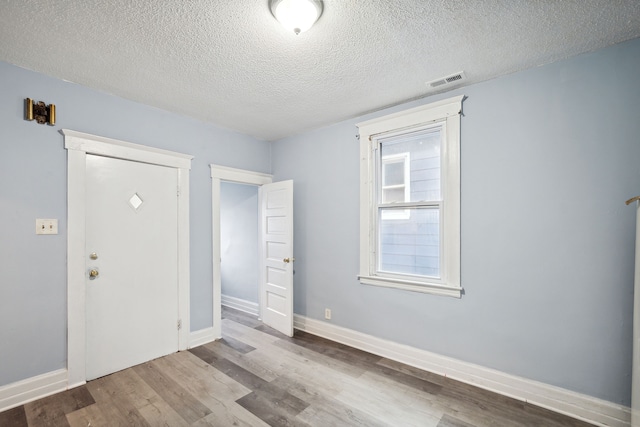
<box><xmin>269</xmin><ymin>0</ymin><xmax>323</xmax><ymax>35</ymax></box>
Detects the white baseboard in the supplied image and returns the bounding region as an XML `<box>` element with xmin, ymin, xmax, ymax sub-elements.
<box><xmin>294</xmin><ymin>315</ymin><xmax>630</xmax><ymax>427</ymax></box>
<box><xmin>0</xmin><ymin>369</ymin><xmax>68</xmax><ymax>413</ymax></box>
<box><xmin>0</xmin><ymin>327</ymin><xmax>221</xmax><ymax>413</ymax></box>
<box><xmin>221</xmin><ymin>294</ymin><xmax>259</xmax><ymax>317</ymax></box>
<box><xmin>189</xmin><ymin>326</ymin><xmax>219</xmax><ymax>348</ymax></box>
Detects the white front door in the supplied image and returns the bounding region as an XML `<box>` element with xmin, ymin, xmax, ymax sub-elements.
<box><xmin>259</xmin><ymin>180</ymin><xmax>294</xmax><ymax>337</ymax></box>
<box><xmin>85</xmin><ymin>154</ymin><xmax>179</xmax><ymax>380</ymax></box>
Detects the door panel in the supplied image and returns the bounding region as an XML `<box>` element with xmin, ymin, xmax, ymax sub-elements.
<box><xmin>260</xmin><ymin>180</ymin><xmax>294</xmax><ymax>337</ymax></box>
<box><xmin>85</xmin><ymin>154</ymin><xmax>179</xmax><ymax>380</ymax></box>
<box><xmin>632</xmin><ymin>201</ymin><xmax>640</xmax><ymax>427</ymax></box>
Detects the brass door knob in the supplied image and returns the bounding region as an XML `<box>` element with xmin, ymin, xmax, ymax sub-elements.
<box><xmin>283</xmin><ymin>257</ymin><xmax>296</xmax><ymax>263</ymax></box>
<box><xmin>89</xmin><ymin>269</ymin><xmax>99</xmax><ymax>279</ymax></box>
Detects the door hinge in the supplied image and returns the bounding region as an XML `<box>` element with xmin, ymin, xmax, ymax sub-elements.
<box><xmin>177</xmin><ymin>319</ymin><xmax>182</xmax><ymax>330</ymax></box>
<box><xmin>177</xmin><ymin>186</ymin><xmax>180</xmax><ymax>197</ymax></box>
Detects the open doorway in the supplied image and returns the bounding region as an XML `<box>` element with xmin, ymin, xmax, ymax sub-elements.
<box><xmin>220</xmin><ymin>181</ymin><xmax>260</xmax><ymax>316</ymax></box>
<box><xmin>211</xmin><ymin>165</ymin><xmax>271</xmax><ymax>339</ymax></box>
<box><xmin>210</xmin><ymin>165</ymin><xmax>295</xmax><ymax>338</ymax></box>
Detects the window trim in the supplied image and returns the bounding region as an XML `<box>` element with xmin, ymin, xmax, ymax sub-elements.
<box><xmin>357</xmin><ymin>95</ymin><xmax>464</xmax><ymax>298</ymax></box>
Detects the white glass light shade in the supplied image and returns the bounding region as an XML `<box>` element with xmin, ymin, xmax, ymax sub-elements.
<box><xmin>269</xmin><ymin>0</ymin><xmax>323</xmax><ymax>35</ymax></box>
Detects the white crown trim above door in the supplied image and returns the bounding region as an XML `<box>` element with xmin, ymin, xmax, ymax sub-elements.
<box><xmin>63</xmin><ymin>129</ymin><xmax>192</xmax><ymax>389</ymax></box>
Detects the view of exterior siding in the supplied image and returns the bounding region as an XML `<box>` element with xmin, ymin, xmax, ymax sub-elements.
<box><xmin>378</xmin><ymin>127</ymin><xmax>441</xmax><ymax>278</ymax></box>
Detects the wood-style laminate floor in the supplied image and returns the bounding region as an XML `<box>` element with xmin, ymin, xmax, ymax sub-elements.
<box><xmin>1</xmin><ymin>307</ymin><xmax>594</xmax><ymax>427</ymax></box>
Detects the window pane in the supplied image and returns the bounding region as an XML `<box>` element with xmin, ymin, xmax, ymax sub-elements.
<box><xmin>383</xmin><ymin>161</ymin><xmax>404</xmax><ymax>186</ymax></box>
<box><xmin>382</xmin><ymin>187</ymin><xmax>405</xmax><ymax>204</ymax></box>
<box><xmin>380</xmin><ymin>127</ymin><xmax>441</xmax><ymax>202</ymax></box>
<box><xmin>378</xmin><ymin>207</ymin><xmax>440</xmax><ymax>278</ymax></box>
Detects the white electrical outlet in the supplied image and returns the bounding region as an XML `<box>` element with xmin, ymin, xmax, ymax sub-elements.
<box><xmin>36</xmin><ymin>219</ymin><xmax>58</xmax><ymax>235</ymax></box>
<box><xmin>325</xmin><ymin>308</ymin><xmax>331</xmax><ymax>320</ymax></box>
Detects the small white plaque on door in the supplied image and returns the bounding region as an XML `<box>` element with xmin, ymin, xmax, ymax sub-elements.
<box><xmin>128</xmin><ymin>193</ymin><xmax>144</xmax><ymax>211</ymax></box>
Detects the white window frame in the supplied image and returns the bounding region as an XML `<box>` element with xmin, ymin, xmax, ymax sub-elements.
<box><xmin>357</xmin><ymin>95</ymin><xmax>463</xmax><ymax>298</ymax></box>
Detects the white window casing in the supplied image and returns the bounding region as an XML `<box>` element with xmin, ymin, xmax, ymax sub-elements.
<box><xmin>357</xmin><ymin>95</ymin><xmax>464</xmax><ymax>298</ymax></box>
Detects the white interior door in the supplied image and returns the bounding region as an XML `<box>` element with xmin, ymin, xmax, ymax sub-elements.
<box><xmin>632</xmin><ymin>200</ymin><xmax>640</xmax><ymax>427</ymax></box>
<box><xmin>260</xmin><ymin>180</ymin><xmax>294</xmax><ymax>337</ymax></box>
<box><xmin>85</xmin><ymin>154</ymin><xmax>179</xmax><ymax>380</ymax></box>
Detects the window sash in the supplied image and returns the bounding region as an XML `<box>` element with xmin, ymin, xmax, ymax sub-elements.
<box><xmin>376</xmin><ymin>205</ymin><xmax>442</xmax><ymax>280</ymax></box>
<box><xmin>374</xmin><ymin>125</ymin><xmax>444</xmax><ymax>279</ymax></box>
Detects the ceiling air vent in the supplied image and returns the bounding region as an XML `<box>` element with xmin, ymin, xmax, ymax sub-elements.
<box><xmin>426</xmin><ymin>71</ymin><xmax>466</xmax><ymax>90</ymax></box>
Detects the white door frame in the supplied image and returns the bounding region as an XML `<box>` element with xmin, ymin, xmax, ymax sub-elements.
<box><xmin>210</xmin><ymin>164</ymin><xmax>272</xmax><ymax>338</ymax></box>
<box><xmin>64</xmin><ymin>129</ymin><xmax>192</xmax><ymax>388</ymax></box>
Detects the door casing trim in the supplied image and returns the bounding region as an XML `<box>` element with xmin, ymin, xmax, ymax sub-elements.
<box><xmin>210</xmin><ymin>164</ymin><xmax>272</xmax><ymax>338</ymax></box>
<box><xmin>64</xmin><ymin>129</ymin><xmax>192</xmax><ymax>388</ymax></box>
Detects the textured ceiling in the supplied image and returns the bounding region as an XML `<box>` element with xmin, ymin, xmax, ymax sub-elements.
<box><xmin>1</xmin><ymin>1</ymin><xmax>639</xmax><ymax>141</ymax></box>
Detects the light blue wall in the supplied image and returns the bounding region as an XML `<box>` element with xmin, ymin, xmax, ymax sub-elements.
<box><xmin>0</xmin><ymin>61</ymin><xmax>270</xmax><ymax>387</ymax></box>
<box><xmin>2</xmin><ymin>37</ymin><xmax>638</xmax><ymax>408</ymax></box>
<box><xmin>220</xmin><ymin>181</ymin><xmax>259</xmax><ymax>303</ymax></box>
<box><xmin>271</xmin><ymin>38</ymin><xmax>640</xmax><ymax>405</ymax></box>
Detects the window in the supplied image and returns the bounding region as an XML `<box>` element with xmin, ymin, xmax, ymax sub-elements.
<box><xmin>357</xmin><ymin>95</ymin><xmax>463</xmax><ymax>297</ymax></box>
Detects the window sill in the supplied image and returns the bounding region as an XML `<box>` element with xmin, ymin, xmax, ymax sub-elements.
<box><xmin>358</xmin><ymin>275</ymin><xmax>463</xmax><ymax>298</ymax></box>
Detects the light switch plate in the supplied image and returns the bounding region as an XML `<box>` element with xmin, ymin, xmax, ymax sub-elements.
<box><xmin>36</xmin><ymin>219</ymin><xmax>58</xmax><ymax>235</ymax></box>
